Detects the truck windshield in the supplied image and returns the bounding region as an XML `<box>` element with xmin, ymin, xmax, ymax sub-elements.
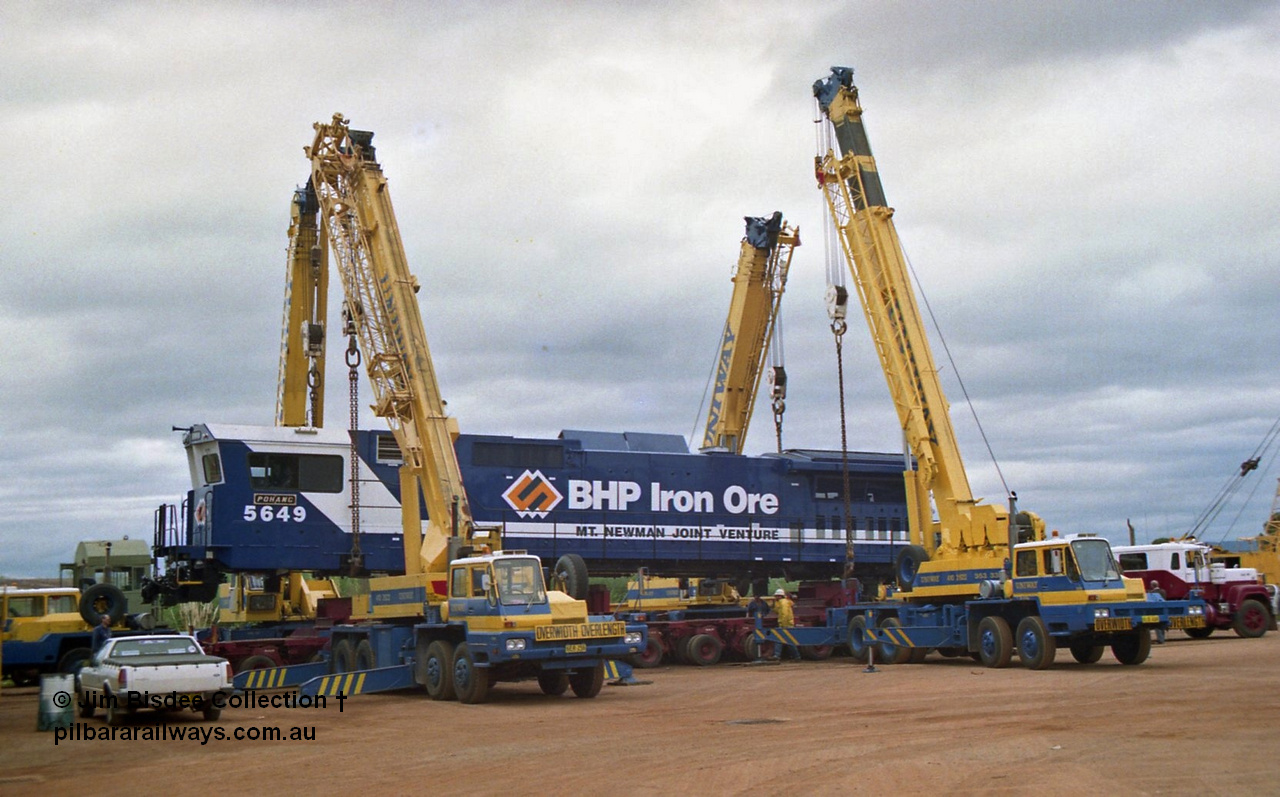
<box><xmin>494</xmin><ymin>559</ymin><xmax>547</xmax><ymax>606</ymax></box>
<box><xmin>1071</xmin><ymin>539</ymin><xmax>1122</xmax><ymax>581</ymax></box>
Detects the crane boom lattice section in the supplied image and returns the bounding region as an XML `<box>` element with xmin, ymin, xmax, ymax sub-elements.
<box><xmin>307</xmin><ymin>115</ymin><xmax>474</xmax><ymax>575</ymax></box>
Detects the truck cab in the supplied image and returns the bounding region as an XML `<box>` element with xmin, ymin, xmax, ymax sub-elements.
<box><xmin>1010</xmin><ymin>535</ymin><xmax>1144</xmax><ymax>603</ymax></box>
<box><xmin>2</xmin><ymin>587</ymin><xmax>97</xmax><ymax>683</ymax></box>
<box><xmin>1114</xmin><ymin>541</ymin><xmax>1275</xmax><ymax>638</ymax></box>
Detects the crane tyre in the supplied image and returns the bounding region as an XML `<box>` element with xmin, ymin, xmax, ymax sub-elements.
<box><xmin>845</xmin><ymin>615</ymin><xmax>870</xmax><ymax>663</ymax></box>
<box><xmin>79</xmin><ymin>583</ymin><xmax>128</xmax><ymax>626</ymax></box>
<box><xmin>875</xmin><ymin>617</ymin><xmax>912</xmax><ymax>665</ymax></box>
<box><xmin>976</xmin><ymin>616</ymin><xmax>1013</xmax><ymax>668</ymax></box>
<box><xmin>569</xmin><ymin>663</ymin><xmax>605</xmax><ymax>699</ymax></box>
<box><xmin>331</xmin><ymin>639</ymin><xmax>355</xmax><ymax>674</ymax></box>
<box><xmin>1232</xmin><ymin>599</ymin><xmax>1269</xmax><ymax>639</ymax></box>
<box><xmin>1068</xmin><ymin>641</ymin><xmax>1104</xmax><ymax>664</ymax></box>
<box><xmin>1015</xmin><ymin>616</ymin><xmax>1056</xmax><ymax>670</ymax></box>
<box><xmin>687</xmin><ymin>634</ymin><xmax>723</xmax><ymax>666</ymax></box>
<box><xmin>453</xmin><ymin>643</ymin><xmax>491</xmax><ymax>704</ymax></box>
<box><xmin>537</xmin><ymin>670</ymin><xmax>570</xmax><ymax>696</ymax></box>
<box><xmin>552</xmin><ymin>554</ymin><xmax>589</xmax><ymax>600</ymax></box>
<box><xmin>1111</xmin><ymin>629</ymin><xmax>1152</xmax><ymax>665</ymax></box>
<box><xmin>422</xmin><ymin>640</ymin><xmax>456</xmax><ymax>700</ymax></box>
<box><xmin>742</xmin><ymin>632</ymin><xmax>762</xmax><ymax>661</ymax></box>
<box><xmin>1184</xmin><ymin>626</ymin><xmax>1213</xmax><ymax>639</ymax></box>
<box><xmin>354</xmin><ymin>640</ymin><xmax>376</xmax><ymax>671</ymax></box>
<box><xmin>894</xmin><ymin>545</ymin><xmax>929</xmax><ymax>591</ymax></box>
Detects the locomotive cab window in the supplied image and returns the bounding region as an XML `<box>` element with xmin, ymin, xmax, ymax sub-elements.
<box><xmin>247</xmin><ymin>453</ymin><xmax>343</xmax><ymax>492</ymax></box>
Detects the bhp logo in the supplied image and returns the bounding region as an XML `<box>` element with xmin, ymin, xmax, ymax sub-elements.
<box><xmin>502</xmin><ymin>470</ymin><xmax>563</xmax><ymax>518</ymax></box>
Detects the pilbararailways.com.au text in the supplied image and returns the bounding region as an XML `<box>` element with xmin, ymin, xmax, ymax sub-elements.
<box><xmin>54</xmin><ymin>723</ymin><xmax>317</xmax><ymax>745</ymax></box>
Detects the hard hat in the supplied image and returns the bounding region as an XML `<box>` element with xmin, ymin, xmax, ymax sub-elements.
<box><xmin>774</xmin><ymin>588</ymin><xmax>785</xmax><ymax>597</ymax></box>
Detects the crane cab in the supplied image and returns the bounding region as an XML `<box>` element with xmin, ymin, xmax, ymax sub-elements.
<box><xmin>1010</xmin><ymin>535</ymin><xmax>1142</xmax><ymax>603</ymax></box>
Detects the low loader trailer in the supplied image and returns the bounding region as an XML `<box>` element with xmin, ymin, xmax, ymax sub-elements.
<box><xmin>756</xmin><ymin>535</ymin><xmax>1207</xmax><ymax>669</ymax></box>
<box><xmin>616</xmin><ymin>576</ymin><xmax>855</xmax><ymax>667</ymax></box>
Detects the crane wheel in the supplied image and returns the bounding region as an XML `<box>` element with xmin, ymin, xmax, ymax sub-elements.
<box><xmin>569</xmin><ymin>663</ymin><xmax>604</xmax><ymax>698</ymax></box>
<box><xmin>422</xmin><ymin>640</ymin><xmax>456</xmax><ymax>700</ymax></box>
<box><xmin>1111</xmin><ymin>629</ymin><xmax>1151</xmax><ymax>665</ymax></box>
<box><xmin>79</xmin><ymin>583</ymin><xmax>128</xmax><ymax>626</ymax></box>
<box><xmin>845</xmin><ymin>615</ymin><xmax>870</xmax><ymax>663</ymax></box>
<box><xmin>976</xmin><ymin>616</ymin><xmax>1013</xmax><ymax>668</ymax></box>
<box><xmin>552</xmin><ymin>554</ymin><xmax>589</xmax><ymax>600</ymax></box>
<box><xmin>354</xmin><ymin>640</ymin><xmax>376</xmax><ymax>671</ymax></box>
<box><xmin>453</xmin><ymin>643</ymin><xmax>491</xmax><ymax>704</ymax></box>
<box><xmin>1068</xmin><ymin>641</ymin><xmax>1104</xmax><ymax>664</ymax></box>
<box><xmin>1015</xmin><ymin>616</ymin><xmax>1056</xmax><ymax>670</ymax></box>
<box><xmin>894</xmin><ymin>546</ymin><xmax>929</xmax><ymax>591</ymax></box>
<box><xmin>331</xmin><ymin>639</ymin><xmax>356</xmax><ymax>673</ymax></box>
<box><xmin>875</xmin><ymin>617</ymin><xmax>912</xmax><ymax>665</ymax></box>
<box><xmin>537</xmin><ymin>670</ymin><xmax>570</xmax><ymax>696</ymax></box>
<box><xmin>1184</xmin><ymin>626</ymin><xmax>1213</xmax><ymax>639</ymax></box>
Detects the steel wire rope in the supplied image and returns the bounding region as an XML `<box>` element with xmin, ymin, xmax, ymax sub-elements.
<box><xmin>900</xmin><ymin>246</ymin><xmax>1011</xmax><ymax>499</ymax></box>
<box><xmin>1195</xmin><ymin>414</ymin><xmax>1280</xmax><ymax>540</ymax></box>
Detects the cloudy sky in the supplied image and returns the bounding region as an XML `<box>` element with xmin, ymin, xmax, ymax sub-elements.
<box><xmin>3</xmin><ymin>1</ymin><xmax>1278</xmax><ymax>578</ymax></box>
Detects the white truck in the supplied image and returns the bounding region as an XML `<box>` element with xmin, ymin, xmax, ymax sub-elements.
<box><xmin>75</xmin><ymin>635</ymin><xmax>234</xmax><ymax>725</ymax></box>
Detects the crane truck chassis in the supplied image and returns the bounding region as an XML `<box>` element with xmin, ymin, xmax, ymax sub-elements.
<box><xmin>294</xmin><ymin>549</ymin><xmax>644</xmax><ymax>702</ymax></box>
<box><xmin>757</xmin><ymin>532</ymin><xmax>1205</xmax><ymax>668</ymax></box>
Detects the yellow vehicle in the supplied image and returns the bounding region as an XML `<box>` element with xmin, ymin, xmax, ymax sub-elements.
<box><xmin>699</xmin><ymin>213</ymin><xmax>799</xmax><ymax>454</ymax></box>
<box><xmin>1</xmin><ymin>587</ymin><xmax>115</xmax><ymax>683</ymax></box>
<box><xmin>295</xmin><ymin>116</ymin><xmax>644</xmax><ymax>702</ymax></box>
<box><xmin>797</xmin><ymin>66</ymin><xmax>1205</xmax><ymax>668</ymax></box>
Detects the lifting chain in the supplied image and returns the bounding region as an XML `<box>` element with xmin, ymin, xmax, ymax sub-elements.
<box><xmin>769</xmin><ymin>366</ymin><xmax>787</xmax><ymax>454</ymax></box>
<box><xmin>832</xmin><ymin>315</ymin><xmax>856</xmax><ymax>587</ymax></box>
<box><xmin>345</xmin><ymin>308</ymin><xmax>364</xmax><ymax>575</ymax></box>
<box><xmin>307</xmin><ymin>364</ymin><xmax>322</xmax><ymax>429</ymax></box>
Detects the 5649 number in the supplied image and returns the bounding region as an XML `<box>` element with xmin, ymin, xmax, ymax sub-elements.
<box><xmin>243</xmin><ymin>505</ymin><xmax>308</xmax><ymax>522</ymax></box>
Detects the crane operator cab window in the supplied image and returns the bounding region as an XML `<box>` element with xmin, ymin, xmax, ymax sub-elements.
<box><xmin>493</xmin><ymin>558</ymin><xmax>547</xmax><ymax>606</ymax></box>
<box><xmin>1070</xmin><ymin>538</ymin><xmax>1122</xmax><ymax>582</ymax></box>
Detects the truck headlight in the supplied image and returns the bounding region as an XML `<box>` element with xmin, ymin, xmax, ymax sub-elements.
<box><xmin>1093</xmin><ymin>608</ymin><xmax>1111</xmax><ymax>619</ymax></box>
<box><xmin>1188</xmin><ymin>605</ymin><xmax>1204</xmax><ymax>615</ymax></box>
<box><xmin>505</xmin><ymin>638</ymin><xmax>527</xmax><ymax>652</ymax></box>
<box><xmin>624</xmin><ymin>632</ymin><xmax>643</xmax><ymax>645</ymax></box>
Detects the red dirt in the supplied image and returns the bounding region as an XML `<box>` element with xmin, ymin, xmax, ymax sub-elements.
<box><xmin>2</xmin><ymin>634</ymin><xmax>1278</xmax><ymax>796</ymax></box>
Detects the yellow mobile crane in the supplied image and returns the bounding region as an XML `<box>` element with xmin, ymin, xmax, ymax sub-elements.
<box><xmin>787</xmin><ymin>67</ymin><xmax>1205</xmax><ymax>669</ymax></box>
<box><xmin>275</xmin><ymin>180</ymin><xmax>329</xmax><ymax>429</ymax></box>
<box><xmin>297</xmin><ymin>116</ymin><xmax>642</xmax><ymax>702</ymax></box>
<box><xmin>814</xmin><ymin>67</ymin><xmax>1024</xmax><ymax>600</ymax></box>
<box><xmin>700</xmin><ymin>213</ymin><xmax>799</xmax><ymax>454</ymax></box>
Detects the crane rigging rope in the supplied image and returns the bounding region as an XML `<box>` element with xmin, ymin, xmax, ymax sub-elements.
<box><xmin>1193</xmin><ymin>414</ymin><xmax>1280</xmax><ymax>541</ymax></box>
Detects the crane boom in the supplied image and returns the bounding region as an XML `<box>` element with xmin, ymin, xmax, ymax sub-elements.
<box><xmin>814</xmin><ymin>67</ymin><xmax>1037</xmax><ymax>599</ymax></box>
<box><xmin>306</xmin><ymin>114</ymin><xmax>478</xmax><ymax>577</ymax></box>
<box><xmin>275</xmin><ymin>180</ymin><xmax>328</xmax><ymax>428</ymax></box>
<box><xmin>700</xmin><ymin>213</ymin><xmax>799</xmax><ymax>454</ymax></box>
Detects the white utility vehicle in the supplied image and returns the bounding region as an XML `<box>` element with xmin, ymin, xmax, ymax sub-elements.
<box><xmin>76</xmin><ymin>635</ymin><xmax>233</xmax><ymax>725</ymax></box>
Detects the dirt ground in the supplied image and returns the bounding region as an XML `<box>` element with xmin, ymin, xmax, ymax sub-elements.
<box><xmin>1</xmin><ymin>633</ymin><xmax>1277</xmax><ymax>796</ymax></box>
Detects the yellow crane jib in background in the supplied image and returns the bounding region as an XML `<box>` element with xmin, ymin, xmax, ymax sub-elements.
<box><xmin>700</xmin><ymin>212</ymin><xmax>799</xmax><ymax>454</ymax></box>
